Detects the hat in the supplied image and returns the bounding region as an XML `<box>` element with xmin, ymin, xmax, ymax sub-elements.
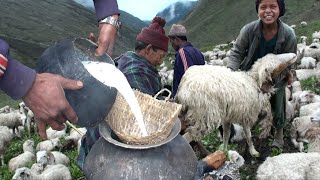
<box><xmin>255</xmin><ymin>0</ymin><xmax>285</xmax><ymax>17</ymax></box>
<box><xmin>136</xmin><ymin>16</ymin><xmax>169</xmax><ymax>52</ymax></box>
<box><xmin>168</xmin><ymin>24</ymin><xmax>187</xmax><ymax>37</ymax></box>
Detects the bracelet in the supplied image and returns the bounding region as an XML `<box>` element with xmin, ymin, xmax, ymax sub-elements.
<box><xmin>99</xmin><ymin>16</ymin><xmax>121</xmax><ymax>31</ymax></box>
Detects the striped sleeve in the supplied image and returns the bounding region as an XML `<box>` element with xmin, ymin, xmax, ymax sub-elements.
<box><xmin>0</xmin><ymin>53</ymin><xmax>8</xmax><ymax>78</ymax></box>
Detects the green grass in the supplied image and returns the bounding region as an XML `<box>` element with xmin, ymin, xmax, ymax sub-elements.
<box><xmin>301</xmin><ymin>76</ymin><xmax>320</xmax><ymax>94</ymax></box>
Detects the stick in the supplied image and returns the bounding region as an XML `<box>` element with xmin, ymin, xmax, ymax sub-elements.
<box><xmin>66</xmin><ymin>121</ymin><xmax>84</xmax><ymax>136</ymax></box>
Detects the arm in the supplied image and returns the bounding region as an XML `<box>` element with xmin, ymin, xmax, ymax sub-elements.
<box><xmin>93</xmin><ymin>0</ymin><xmax>120</xmax><ymax>56</ymax></box>
<box><xmin>0</xmin><ymin>39</ymin><xmax>83</xmax><ymax>140</ymax></box>
<box><xmin>226</xmin><ymin>25</ymin><xmax>250</xmax><ymax>71</ymax></box>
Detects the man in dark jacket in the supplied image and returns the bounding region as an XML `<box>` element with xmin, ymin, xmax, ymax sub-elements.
<box><xmin>168</xmin><ymin>24</ymin><xmax>205</xmax><ymax>97</ymax></box>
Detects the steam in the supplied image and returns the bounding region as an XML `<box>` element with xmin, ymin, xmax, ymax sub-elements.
<box><xmin>166</xmin><ymin>1</ymin><xmax>195</xmax><ymax>22</ymax></box>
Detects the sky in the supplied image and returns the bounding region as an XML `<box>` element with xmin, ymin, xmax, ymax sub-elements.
<box><xmin>73</xmin><ymin>0</ymin><xmax>198</xmax><ymax>21</ymax></box>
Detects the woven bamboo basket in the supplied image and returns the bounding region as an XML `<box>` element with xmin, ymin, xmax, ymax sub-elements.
<box><xmin>105</xmin><ymin>89</ymin><xmax>182</xmax><ymax>145</ymax></box>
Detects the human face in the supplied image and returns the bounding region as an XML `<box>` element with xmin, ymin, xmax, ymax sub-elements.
<box><xmin>148</xmin><ymin>46</ymin><xmax>166</xmax><ymax>65</ymax></box>
<box><xmin>258</xmin><ymin>0</ymin><xmax>280</xmax><ymax>25</ymax></box>
<box><xmin>169</xmin><ymin>37</ymin><xmax>180</xmax><ymax>51</ymax></box>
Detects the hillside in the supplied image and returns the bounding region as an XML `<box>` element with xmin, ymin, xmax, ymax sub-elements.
<box><xmin>156</xmin><ymin>1</ymin><xmax>198</xmax><ymax>26</ymax></box>
<box><xmin>183</xmin><ymin>0</ymin><xmax>320</xmax><ymax>49</ymax></box>
<box><xmin>0</xmin><ymin>0</ymin><xmax>146</xmax><ymax>68</ymax></box>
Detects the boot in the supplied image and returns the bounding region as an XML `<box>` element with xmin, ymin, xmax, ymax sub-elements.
<box><xmin>272</xmin><ymin>128</ymin><xmax>284</xmax><ymax>148</ymax></box>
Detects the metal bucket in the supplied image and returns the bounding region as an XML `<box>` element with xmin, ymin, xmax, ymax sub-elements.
<box><xmin>36</xmin><ymin>38</ymin><xmax>117</xmax><ymax>127</ymax></box>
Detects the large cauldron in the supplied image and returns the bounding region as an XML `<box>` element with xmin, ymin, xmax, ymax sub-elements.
<box><xmin>36</xmin><ymin>38</ymin><xmax>117</xmax><ymax>127</ymax></box>
<box><xmin>84</xmin><ymin>121</ymin><xmax>198</xmax><ymax>180</ymax></box>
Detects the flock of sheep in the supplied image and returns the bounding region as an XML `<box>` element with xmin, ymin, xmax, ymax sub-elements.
<box><xmin>0</xmin><ymin>102</ymin><xmax>86</xmax><ymax>179</ymax></box>
<box><xmin>0</xmin><ymin>22</ymin><xmax>320</xmax><ymax>179</ymax></box>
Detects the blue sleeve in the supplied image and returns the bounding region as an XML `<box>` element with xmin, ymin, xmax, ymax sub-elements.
<box><xmin>0</xmin><ymin>39</ymin><xmax>36</xmax><ymax>100</ymax></box>
<box><xmin>93</xmin><ymin>0</ymin><xmax>120</xmax><ymax>22</ymax></box>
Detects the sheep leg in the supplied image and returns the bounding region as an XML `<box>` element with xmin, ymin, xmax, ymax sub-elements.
<box><xmin>222</xmin><ymin>122</ymin><xmax>231</xmax><ymax>152</ymax></box>
<box><xmin>243</xmin><ymin>126</ymin><xmax>260</xmax><ymax>157</ymax></box>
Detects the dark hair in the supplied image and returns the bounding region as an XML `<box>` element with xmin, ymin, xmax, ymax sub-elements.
<box><xmin>255</xmin><ymin>0</ymin><xmax>285</xmax><ymax>17</ymax></box>
<box><xmin>169</xmin><ymin>36</ymin><xmax>188</xmax><ymax>42</ymax></box>
<box><xmin>135</xmin><ymin>41</ymin><xmax>160</xmax><ymax>52</ymax></box>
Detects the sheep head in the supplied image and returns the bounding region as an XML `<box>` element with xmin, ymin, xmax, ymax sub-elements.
<box><xmin>249</xmin><ymin>53</ymin><xmax>297</xmax><ymax>91</ymax></box>
<box><xmin>306</xmin><ymin>127</ymin><xmax>320</xmax><ymax>144</ymax></box>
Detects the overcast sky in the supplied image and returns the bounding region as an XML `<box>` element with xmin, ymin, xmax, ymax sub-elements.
<box><xmin>73</xmin><ymin>0</ymin><xmax>198</xmax><ymax>20</ymax></box>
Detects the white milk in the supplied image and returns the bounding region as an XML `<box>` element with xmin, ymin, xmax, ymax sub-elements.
<box><xmin>82</xmin><ymin>61</ymin><xmax>148</xmax><ymax>136</ymax></box>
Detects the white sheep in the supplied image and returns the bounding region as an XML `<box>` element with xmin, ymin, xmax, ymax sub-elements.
<box><xmin>0</xmin><ymin>105</ymin><xmax>10</xmax><ymax>113</ymax></box>
<box><xmin>12</xmin><ymin>164</ymin><xmax>72</xmax><ymax>180</ymax></box>
<box><xmin>256</xmin><ymin>152</ymin><xmax>320</xmax><ymax>180</ymax></box>
<box><xmin>312</xmin><ymin>31</ymin><xmax>320</xmax><ymax>42</ymax></box>
<box><xmin>304</xmin><ymin>43</ymin><xmax>320</xmax><ymax>60</ymax></box>
<box><xmin>0</xmin><ymin>126</ymin><xmax>14</xmax><ymax>166</ymax></box>
<box><xmin>46</xmin><ymin>125</ymin><xmax>67</xmax><ymax>140</ymax></box>
<box><xmin>298</xmin><ymin>57</ymin><xmax>316</xmax><ymax>69</ymax></box>
<box><xmin>305</xmin><ymin>126</ymin><xmax>320</xmax><ymax>152</ymax></box>
<box><xmin>290</xmin><ymin>116</ymin><xmax>320</xmax><ymax>152</ymax></box>
<box><xmin>311</xmin><ymin>109</ymin><xmax>320</xmax><ymax>122</ymax></box>
<box><xmin>300</xmin><ymin>102</ymin><xmax>320</xmax><ymax>116</ymax></box>
<box><xmin>0</xmin><ymin>112</ymin><xmax>25</xmax><ymax>136</ymax></box>
<box><xmin>36</xmin><ymin>138</ymin><xmax>61</xmax><ymax>151</ymax></box>
<box><xmin>8</xmin><ymin>139</ymin><xmax>35</xmax><ymax>172</ymax></box>
<box><xmin>295</xmin><ymin>64</ymin><xmax>320</xmax><ymax>80</ymax></box>
<box><xmin>36</xmin><ymin>150</ymin><xmax>69</xmax><ymax>166</ymax></box>
<box><xmin>25</xmin><ymin>108</ymin><xmax>37</xmax><ymax>136</ymax></box>
<box><xmin>300</xmin><ymin>21</ymin><xmax>308</xmax><ymax>26</ymax></box>
<box><xmin>176</xmin><ymin>53</ymin><xmax>297</xmax><ymax>157</ymax></box>
<box><xmin>299</xmin><ymin>91</ymin><xmax>320</xmax><ymax>105</ymax></box>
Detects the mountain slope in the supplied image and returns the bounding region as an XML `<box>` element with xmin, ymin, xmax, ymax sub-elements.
<box><xmin>156</xmin><ymin>1</ymin><xmax>198</xmax><ymax>26</ymax></box>
<box><xmin>183</xmin><ymin>0</ymin><xmax>320</xmax><ymax>49</ymax></box>
<box><xmin>0</xmin><ymin>0</ymin><xmax>146</xmax><ymax>67</ymax></box>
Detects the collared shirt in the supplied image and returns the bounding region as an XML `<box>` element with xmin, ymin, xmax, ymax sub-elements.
<box><xmin>173</xmin><ymin>42</ymin><xmax>205</xmax><ymax>97</ymax></box>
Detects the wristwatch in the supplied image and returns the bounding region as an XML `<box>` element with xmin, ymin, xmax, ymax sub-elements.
<box><xmin>99</xmin><ymin>16</ymin><xmax>121</xmax><ymax>31</ymax></box>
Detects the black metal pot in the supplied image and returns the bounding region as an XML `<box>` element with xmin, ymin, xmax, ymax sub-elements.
<box><xmin>84</xmin><ymin>121</ymin><xmax>198</xmax><ymax>180</ymax></box>
<box><xmin>36</xmin><ymin>38</ymin><xmax>117</xmax><ymax>127</ymax></box>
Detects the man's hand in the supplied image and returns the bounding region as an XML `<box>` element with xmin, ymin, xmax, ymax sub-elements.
<box><xmin>22</xmin><ymin>73</ymin><xmax>83</xmax><ymax>139</ymax></box>
<box><xmin>95</xmin><ymin>23</ymin><xmax>118</xmax><ymax>56</ymax></box>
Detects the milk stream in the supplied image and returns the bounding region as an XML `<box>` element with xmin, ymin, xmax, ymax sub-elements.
<box><xmin>82</xmin><ymin>61</ymin><xmax>148</xmax><ymax>136</ymax></box>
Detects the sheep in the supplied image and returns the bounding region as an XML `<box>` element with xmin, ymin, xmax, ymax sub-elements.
<box><xmin>0</xmin><ymin>126</ymin><xmax>14</xmax><ymax>166</ymax></box>
<box><xmin>299</xmin><ymin>91</ymin><xmax>320</xmax><ymax>105</ymax></box>
<box><xmin>305</xmin><ymin>127</ymin><xmax>320</xmax><ymax>152</ymax></box>
<box><xmin>0</xmin><ymin>112</ymin><xmax>25</xmax><ymax>136</ymax></box>
<box><xmin>0</xmin><ymin>105</ymin><xmax>10</xmax><ymax>113</ymax></box>
<box><xmin>311</xmin><ymin>109</ymin><xmax>320</xmax><ymax>122</ymax></box>
<box><xmin>8</xmin><ymin>139</ymin><xmax>35</xmax><ymax>172</ymax></box>
<box><xmin>256</xmin><ymin>152</ymin><xmax>320</xmax><ymax>180</ymax></box>
<box><xmin>12</xmin><ymin>164</ymin><xmax>72</xmax><ymax>180</ymax></box>
<box><xmin>300</xmin><ymin>21</ymin><xmax>308</xmax><ymax>26</ymax></box>
<box><xmin>298</xmin><ymin>57</ymin><xmax>316</xmax><ymax>69</ymax></box>
<box><xmin>290</xmin><ymin>116</ymin><xmax>320</xmax><ymax>152</ymax></box>
<box><xmin>312</xmin><ymin>31</ymin><xmax>320</xmax><ymax>42</ymax></box>
<box><xmin>304</xmin><ymin>43</ymin><xmax>320</xmax><ymax>60</ymax></box>
<box><xmin>46</xmin><ymin>125</ymin><xmax>67</xmax><ymax>140</ymax></box>
<box><xmin>176</xmin><ymin>53</ymin><xmax>297</xmax><ymax>157</ymax></box>
<box><xmin>63</xmin><ymin>127</ymin><xmax>86</xmax><ymax>150</ymax></box>
<box><xmin>300</xmin><ymin>102</ymin><xmax>320</xmax><ymax>116</ymax></box>
<box><xmin>36</xmin><ymin>151</ymin><xmax>69</xmax><ymax>166</ymax></box>
<box><xmin>295</xmin><ymin>64</ymin><xmax>320</xmax><ymax>80</ymax></box>
<box><xmin>25</xmin><ymin>108</ymin><xmax>37</xmax><ymax>136</ymax></box>
<box><xmin>36</xmin><ymin>138</ymin><xmax>61</xmax><ymax>151</ymax></box>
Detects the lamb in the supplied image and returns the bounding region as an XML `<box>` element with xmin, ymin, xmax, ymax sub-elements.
<box><xmin>299</xmin><ymin>102</ymin><xmax>320</xmax><ymax>116</ymax></box>
<box><xmin>256</xmin><ymin>152</ymin><xmax>320</xmax><ymax>180</ymax></box>
<box><xmin>46</xmin><ymin>125</ymin><xmax>67</xmax><ymax>140</ymax></box>
<box><xmin>304</xmin><ymin>42</ymin><xmax>320</xmax><ymax>60</ymax></box>
<box><xmin>25</xmin><ymin>108</ymin><xmax>37</xmax><ymax>136</ymax></box>
<box><xmin>0</xmin><ymin>112</ymin><xmax>26</xmax><ymax>136</ymax></box>
<box><xmin>298</xmin><ymin>57</ymin><xmax>316</xmax><ymax>69</ymax></box>
<box><xmin>311</xmin><ymin>108</ymin><xmax>320</xmax><ymax>122</ymax></box>
<box><xmin>37</xmin><ymin>150</ymin><xmax>69</xmax><ymax>166</ymax></box>
<box><xmin>295</xmin><ymin>62</ymin><xmax>320</xmax><ymax>80</ymax></box>
<box><xmin>8</xmin><ymin>139</ymin><xmax>35</xmax><ymax>172</ymax></box>
<box><xmin>12</xmin><ymin>164</ymin><xmax>72</xmax><ymax>180</ymax></box>
<box><xmin>0</xmin><ymin>105</ymin><xmax>10</xmax><ymax>113</ymax></box>
<box><xmin>305</xmin><ymin>126</ymin><xmax>320</xmax><ymax>152</ymax></box>
<box><xmin>0</xmin><ymin>126</ymin><xmax>14</xmax><ymax>166</ymax></box>
<box><xmin>36</xmin><ymin>138</ymin><xmax>61</xmax><ymax>151</ymax></box>
<box><xmin>176</xmin><ymin>53</ymin><xmax>297</xmax><ymax>157</ymax></box>
<box><xmin>290</xmin><ymin>116</ymin><xmax>320</xmax><ymax>152</ymax></box>
<box><xmin>298</xmin><ymin>91</ymin><xmax>320</xmax><ymax>105</ymax></box>
<box><xmin>63</xmin><ymin>127</ymin><xmax>86</xmax><ymax>150</ymax></box>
